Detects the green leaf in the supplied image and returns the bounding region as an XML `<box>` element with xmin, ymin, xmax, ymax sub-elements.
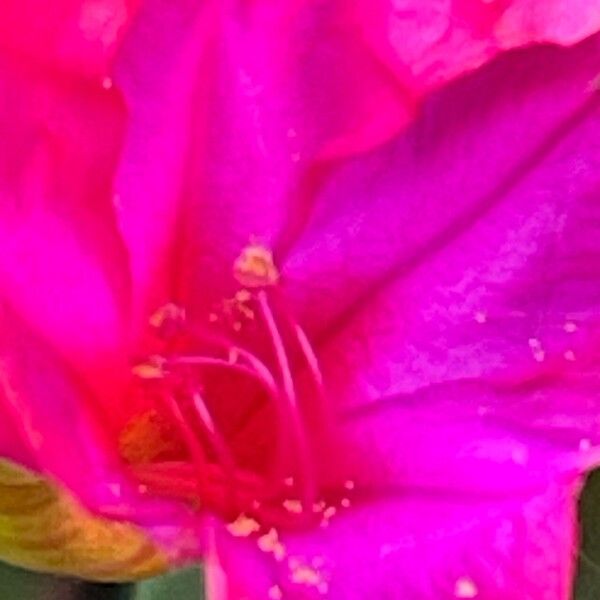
<box><xmin>0</xmin><ymin>561</ymin><xmax>133</xmax><ymax>599</ymax></box>
<box><xmin>575</xmin><ymin>469</ymin><xmax>600</xmax><ymax>599</ymax></box>
<box><xmin>134</xmin><ymin>566</ymin><xmax>203</xmax><ymax>599</ymax></box>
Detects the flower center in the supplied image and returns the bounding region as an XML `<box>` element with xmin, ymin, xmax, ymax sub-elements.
<box><xmin>119</xmin><ymin>244</ymin><xmax>339</xmax><ymax>530</ymax></box>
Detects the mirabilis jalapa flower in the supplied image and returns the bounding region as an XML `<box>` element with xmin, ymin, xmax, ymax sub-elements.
<box><xmin>1</xmin><ymin>0</ymin><xmax>600</xmax><ymax>598</ymax></box>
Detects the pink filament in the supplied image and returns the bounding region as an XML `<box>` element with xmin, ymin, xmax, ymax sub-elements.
<box><xmin>136</xmin><ymin>288</ymin><xmax>322</xmax><ymax>527</ymax></box>
<box><xmin>169</xmin><ymin>344</ymin><xmax>293</xmax><ymax>495</ymax></box>
<box><xmin>256</xmin><ymin>290</ymin><xmax>316</xmax><ymax>511</ymax></box>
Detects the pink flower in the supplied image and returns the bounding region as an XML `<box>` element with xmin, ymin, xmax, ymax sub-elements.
<box><xmin>0</xmin><ymin>0</ymin><xmax>599</xmax><ymax>597</ymax></box>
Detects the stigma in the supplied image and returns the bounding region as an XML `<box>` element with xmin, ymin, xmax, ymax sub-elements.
<box><xmin>233</xmin><ymin>243</ymin><xmax>279</xmax><ymax>288</ymax></box>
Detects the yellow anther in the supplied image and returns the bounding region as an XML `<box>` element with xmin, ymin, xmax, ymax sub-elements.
<box><xmin>268</xmin><ymin>585</ymin><xmax>283</xmax><ymax>600</ymax></box>
<box><xmin>226</xmin><ymin>514</ymin><xmax>261</xmax><ymax>538</ymax></box>
<box><xmin>234</xmin><ymin>244</ymin><xmax>279</xmax><ymax>288</ymax></box>
<box><xmin>131</xmin><ymin>356</ymin><xmax>166</xmax><ymax>380</ymax></box>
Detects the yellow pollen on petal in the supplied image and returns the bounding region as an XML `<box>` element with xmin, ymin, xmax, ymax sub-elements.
<box><xmin>588</xmin><ymin>73</ymin><xmax>600</xmax><ymax>93</ymax></box>
<box><xmin>580</xmin><ymin>438</ymin><xmax>592</xmax><ymax>451</ymax></box>
<box><xmin>289</xmin><ymin>562</ymin><xmax>325</xmax><ymax>589</ymax></box>
<box><xmin>274</xmin><ymin>544</ymin><xmax>287</xmax><ymax>562</ymax></box>
<box><xmin>455</xmin><ymin>576</ymin><xmax>478</xmax><ymax>598</ymax></box>
<box><xmin>234</xmin><ymin>243</ymin><xmax>279</xmax><ymax>288</ymax></box>
<box><xmin>236</xmin><ymin>289</ymin><xmax>252</xmax><ymax>302</ymax></box>
<box><xmin>222</xmin><ymin>289</ymin><xmax>255</xmax><ymax>323</ymax></box>
<box><xmin>323</xmin><ymin>506</ymin><xmax>337</xmax><ymax>520</ymax></box>
<box><xmin>226</xmin><ymin>514</ymin><xmax>261</xmax><ymax>538</ymax></box>
<box><xmin>257</xmin><ymin>528</ymin><xmax>286</xmax><ymax>561</ymax></box>
<box><xmin>528</xmin><ymin>338</ymin><xmax>545</xmax><ymax>362</ymax></box>
<box><xmin>283</xmin><ymin>499</ymin><xmax>303</xmax><ymax>514</ymax></box>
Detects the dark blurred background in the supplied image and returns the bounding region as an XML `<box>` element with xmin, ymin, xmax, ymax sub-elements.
<box><xmin>0</xmin><ymin>564</ymin><xmax>202</xmax><ymax>599</ymax></box>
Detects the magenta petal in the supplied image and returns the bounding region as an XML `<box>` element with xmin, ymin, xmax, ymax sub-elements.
<box><xmin>115</xmin><ymin>1</ymin><xmax>600</xmax><ymax>326</ymax></box>
<box><xmin>0</xmin><ymin>52</ymin><xmax>132</xmax><ymax>400</ymax></box>
<box><xmin>497</xmin><ymin>1</ymin><xmax>600</xmax><ymax>46</ymax></box>
<box><xmin>333</xmin><ymin>380</ymin><xmax>599</xmax><ymax>496</ymax></box>
<box><xmin>0</xmin><ymin>0</ymin><xmax>139</xmax><ymax>76</ymax></box>
<box><xmin>113</xmin><ymin>0</ymin><xmax>214</xmax><ymax>325</ymax></box>
<box><xmin>357</xmin><ymin>0</ymin><xmax>600</xmax><ymax>94</ymax></box>
<box><xmin>0</xmin><ymin>303</ymin><xmax>134</xmax><ymax>508</ymax></box>
<box><xmin>211</xmin><ymin>477</ymin><xmax>581</xmax><ymax>599</ymax></box>
<box><xmin>282</xmin><ymin>36</ymin><xmax>600</xmax><ymax>453</ymax></box>
<box><xmin>112</xmin><ymin>0</ymin><xmax>418</xmax><ymax>321</ymax></box>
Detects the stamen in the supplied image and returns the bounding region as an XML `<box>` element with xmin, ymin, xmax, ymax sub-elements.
<box><xmin>122</xmin><ymin>244</ymin><xmax>333</xmax><ymax>532</ymax></box>
<box><xmin>257</xmin><ymin>290</ymin><xmax>315</xmax><ymax>512</ymax></box>
<box><xmin>190</xmin><ymin>391</ymin><xmax>239</xmax><ymax>509</ymax></box>
<box><xmin>167</xmin><ymin>348</ymin><xmax>291</xmax><ymax>495</ymax></box>
<box><xmin>293</xmin><ymin>323</ymin><xmax>324</xmax><ymax>388</ymax></box>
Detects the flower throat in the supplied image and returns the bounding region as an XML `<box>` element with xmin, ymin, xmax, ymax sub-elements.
<box><xmin>119</xmin><ymin>244</ymin><xmax>343</xmax><ymax>531</ymax></box>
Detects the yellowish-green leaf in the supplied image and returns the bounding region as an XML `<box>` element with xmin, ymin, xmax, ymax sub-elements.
<box><xmin>0</xmin><ymin>459</ymin><xmax>168</xmax><ymax>582</ymax></box>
